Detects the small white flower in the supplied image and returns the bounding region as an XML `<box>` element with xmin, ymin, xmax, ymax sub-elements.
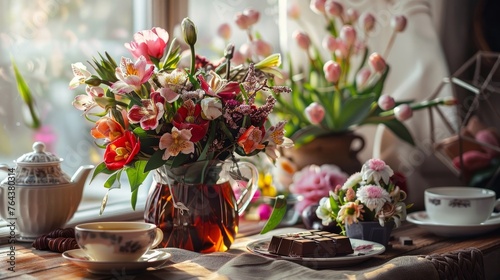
<box><xmin>356</xmin><ymin>184</ymin><xmax>390</xmax><ymax>213</ymax></box>
<box><xmin>361</xmin><ymin>158</ymin><xmax>394</xmax><ymax>185</ymax></box>
<box><xmin>201</xmin><ymin>97</ymin><xmax>222</xmax><ymax>120</ymax></box>
<box><xmin>315</xmin><ymin>197</ymin><xmax>334</xmax><ymax>226</ymax></box>
<box><xmin>342</xmin><ymin>172</ymin><xmax>362</xmax><ymax>190</ymax></box>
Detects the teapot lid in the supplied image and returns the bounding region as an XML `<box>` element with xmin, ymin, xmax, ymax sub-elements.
<box><xmin>16</xmin><ymin>142</ymin><xmax>62</xmax><ymax>165</ymax></box>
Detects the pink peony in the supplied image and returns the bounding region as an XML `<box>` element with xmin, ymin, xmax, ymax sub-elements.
<box><xmin>290</xmin><ymin>164</ymin><xmax>348</xmax><ymax>213</ymax></box>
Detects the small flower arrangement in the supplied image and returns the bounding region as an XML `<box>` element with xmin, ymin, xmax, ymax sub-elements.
<box><xmin>315</xmin><ymin>158</ymin><xmax>411</xmax><ymax>233</ymax></box>
<box><xmin>272</xmin><ymin>1</ymin><xmax>456</xmax><ymax>146</ymax></box>
<box><xmin>69</xmin><ymin>18</ymin><xmax>291</xmax><ymax>210</ymax></box>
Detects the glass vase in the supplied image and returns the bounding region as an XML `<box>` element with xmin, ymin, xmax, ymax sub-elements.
<box><xmin>144</xmin><ymin>160</ymin><xmax>258</xmax><ymax>253</ymax></box>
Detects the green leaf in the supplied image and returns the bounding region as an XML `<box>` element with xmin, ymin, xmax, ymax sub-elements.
<box><xmin>381</xmin><ymin>119</ymin><xmax>415</xmax><ymax>146</ymax></box>
<box><xmin>144</xmin><ymin>149</ymin><xmax>168</xmax><ymax>172</ymax></box>
<box><xmin>126</xmin><ymin>160</ymin><xmax>149</xmax><ymax>193</ymax></box>
<box><xmin>260</xmin><ymin>195</ymin><xmax>287</xmax><ymax>234</ymax></box>
<box><xmin>104</xmin><ymin>170</ymin><xmax>122</xmax><ymax>189</ymax></box>
<box><xmin>336</xmin><ymin>94</ymin><xmax>377</xmax><ymax>130</ymax></box>
<box><xmin>91</xmin><ymin>162</ymin><xmax>114</xmax><ymax>182</ymax></box>
<box><xmin>131</xmin><ymin>188</ymin><xmax>139</xmax><ymax>210</ymax></box>
<box><xmin>11</xmin><ymin>57</ymin><xmax>41</xmax><ymax>129</ymax></box>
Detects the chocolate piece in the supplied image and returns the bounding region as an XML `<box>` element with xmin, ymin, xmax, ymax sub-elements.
<box><xmin>32</xmin><ymin>227</ymin><xmax>79</xmax><ymax>253</ymax></box>
<box><xmin>267</xmin><ymin>230</ymin><xmax>354</xmax><ymax>257</ymax></box>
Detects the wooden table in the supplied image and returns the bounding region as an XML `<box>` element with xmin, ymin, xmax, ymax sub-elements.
<box><xmin>0</xmin><ymin>222</ymin><xmax>499</xmax><ymax>279</ymax></box>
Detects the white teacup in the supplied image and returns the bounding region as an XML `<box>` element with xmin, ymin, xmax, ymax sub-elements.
<box><xmin>425</xmin><ymin>187</ymin><xmax>500</xmax><ymax>225</ymax></box>
<box><xmin>75</xmin><ymin>222</ymin><xmax>163</xmax><ymax>262</ymax></box>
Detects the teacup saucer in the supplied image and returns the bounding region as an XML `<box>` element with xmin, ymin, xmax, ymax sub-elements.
<box><xmin>62</xmin><ymin>248</ymin><xmax>172</xmax><ymax>274</ymax></box>
<box><xmin>407</xmin><ymin>211</ymin><xmax>500</xmax><ymax>237</ymax></box>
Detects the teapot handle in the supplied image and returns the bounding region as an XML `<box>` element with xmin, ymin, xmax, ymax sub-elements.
<box><xmin>234</xmin><ymin>161</ymin><xmax>259</xmax><ymax>215</ymax></box>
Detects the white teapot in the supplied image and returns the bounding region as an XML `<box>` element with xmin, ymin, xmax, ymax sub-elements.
<box><xmin>0</xmin><ymin>142</ymin><xmax>94</xmax><ymax>241</ymax></box>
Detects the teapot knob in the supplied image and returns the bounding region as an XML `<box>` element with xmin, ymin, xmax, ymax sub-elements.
<box><xmin>33</xmin><ymin>142</ymin><xmax>46</xmax><ymax>153</ymax></box>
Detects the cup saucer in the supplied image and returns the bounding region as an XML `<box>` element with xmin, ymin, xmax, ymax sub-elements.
<box><xmin>62</xmin><ymin>248</ymin><xmax>172</xmax><ymax>275</ymax></box>
<box><xmin>407</xmin><ymin>211</ymin><xmax>500</xmax><ymax>237</ymax></box>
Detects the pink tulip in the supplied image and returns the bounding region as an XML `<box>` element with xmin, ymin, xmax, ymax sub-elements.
<box><xmin>378</xmin><ymin>95</ymin><xmax>396</xmax><ymax>110</ymax></box>
<box><xmin>369</xmin><ymin>52</ymin><xmax>387</xmax><ymax>73</ymax></box>
<box><xmin>124</xmin><ymin>27</ymin><xmax>169</xmax><ymax>63</ymax></box>
<box><xmin>322</xmin><ymin>35</ymin><xmax>338</xmax><ymax>52</ymax></box>
<box><xmin>453</xmin><ymin>150</ymin><xmax>492</xmax><ymax>172</ymax></box>
<box><xmin>475</xmin><ymin>129</ymin><xmax>500</xmax><ymax>156</ymax></box>
<box><xmin>323</xmin><ymin>60</ymin><xmax>341</xmax><ymax>83</ymax></box>
<box><xmin>231</xmin><ymin>49</ymin><xmax>246</xmax><ymax>65</ymax></box>
<box><xmin>244</xmin><ymin>9</ymin><xmax>260</xmax><ymax>25</ymax></box>
<box><xmin>359</xmin><ymin>12</ymin><xmax>376</xmax><ymax>32</ymax></box>
<box><xmin>305</xmin><ymin>102</ymin><xmax>325</xmax><ymax>124</ymax></box>
<box><xmin>293</xmin><ymin>30</ymin><xmax>311</xmax><ymax>50</ymax></box>
<box><xmin>356</xmin><ymin>68</ymin><xmax>371</xmax><ymax>88</ymax></box>
<box><xmin>310</xmin><ymin>0</ymin><xmax>327</xmax><ymax>14</ymax></box>
<box><xmin>334</xmin><ymin>41</ymin><xmax>348</xmax><ymax>58</ymax></box>
<box><xmin>325</xmin><ymin>1</ymin><xmax>343</xmax><ymax>18</ymax></box>
<box><xmin>239</xmin><ymin>43</ymin><xmax>253</xmax><ymax>58</ymax></box>
<box><xmin>394</xmin><ymin>104</ymin><xmax>413</xmax><ymax>121</ymax></box>
<box><xmin>346</xmin><ymin>8</ymin><xmax>359</xmax><ymax>23</ymax></box>
<box><xmin>234</xmin><ymin>13</ymin><xmax>252</xmax><ymax>30</ymax></box>
<box><xmin>253</xmin><ymin>39</ymin><xmax>273</xmax><ymax>57</ymax></box>
<box><xmin>217</xmin><ymin>23</ymin><xmax>231</xmax><ymax>40</ymax></box>
<box><xmin>391</xmin><ymin>15</ymin><xmax>407</xmax><ymax>32</ymax></box>
<box><xmin>288</xmin><ymin>2</ymin><xmax>301</xmax><ymax>19</ymax></box>
<box><xmin>340</xmin><ymin>25</ymin><xmax>356</xmax><ymax>47</ymax></box>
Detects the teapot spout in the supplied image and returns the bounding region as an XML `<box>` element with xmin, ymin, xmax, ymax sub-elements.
<box><xmin>71</xmin><ymin>165</ymin><xmax>95</xmax><ymax>190</ymax></box>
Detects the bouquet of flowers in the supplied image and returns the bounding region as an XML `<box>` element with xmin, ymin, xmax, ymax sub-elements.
<box><xmin>315</xmin><ymin>158</ymin><xmax>411</xmax><ymax>233</ymax></box>
<box><xmin>69</xmin><ymin>18</ymin><xmax>292</xmax><ymax>210</ymax></box>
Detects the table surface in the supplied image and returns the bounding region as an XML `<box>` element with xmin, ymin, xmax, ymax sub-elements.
<box><xmin>1</xmin><ymin>221</ymin><xmax>499</xmax><ymax>280</ymax></box>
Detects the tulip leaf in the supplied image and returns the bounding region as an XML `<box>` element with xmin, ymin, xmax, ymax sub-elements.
<box><xmin>126</xmin><ymin>160</ymin><xmax>149</xmax><ymax>193</ymax></box>
<box><xmin>381</xmin><ymin>119</ymin><xmax>415</xmax><ymax>146</ymax></box>
<box><xmin>260</xmin><ymin>195</ymin><xmax>287</xmax><ymax>234</ymax></box>
<box><xmin>337</xmin><ymin>94</ymin><xmax>377</xmax><ymax>130</ymax></box>
<box><xmin>144</xmin><ymin>149</ymin><xmax>168</xmax><ymax>172</ymax></box>
<box><xmin>91</xmin><ymin>162</ymin><xmax>114</xmax><ymax>182</ymax></box>
<box><xmin>11</xmin><ymin>57</ymin><xmax>41</xmax><ymax>129</ymax></box>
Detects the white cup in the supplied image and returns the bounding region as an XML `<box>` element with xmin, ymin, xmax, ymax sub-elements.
<box><xmin>75</xmin><ymin>222</ymin><xmax>163</xmax><ymax>262</ymax></box>
<box><xmin>425</xmin><ymin>187</ymin><xmax>500</xmax><ymax>225</ymax></box>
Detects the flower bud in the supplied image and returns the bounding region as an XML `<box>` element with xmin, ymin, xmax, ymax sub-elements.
<box><xmin>378</xmin><ymin>95</ymin><xmax>396</xmax><ymax>110</ymax></box>
<box><xmin>305</xmin><ymin>102</ymin><xmax>325</xmax><ymax>124</ymax></box>
<box><xmin>310</xmin><ymin>0</ymin><xmax>327</xmax><ymax>15</ymax></box>
<box><xmin>234</xmin><ymin>13</ymin><xmax>251</xmax><ymax>30</ymax></box>
<box><xmin>85</xmin><ymin>75</ymin><xmax>102</xmax><ymax>86</ymax></box>
<box><xmin>356</xmin><ymin>68</ymin><xmax>371</xmax><ymax>88</ymax></box>
<box><xmin>369</xmin><ymin>52</ymin><xmax>386</xmax><ymax>73</ymax></box>
<box><xmin>442</xmin><ymin>96</ymin><xmax>458</xmax><ymax>106</ymax></box>
<box><xmin>181</xmin><ymin>17</ymin><xmax>197</xmax><ymax>46</ymax></box>
<box><xmin>323</xmin><ymin>60</ymin><xmax>341</xmax><ymax>83</ymax></box>
<box><xmin>288</xmin><ymin>2</ymin><xmax>301</xmax><ymax>19</ymax></box>
<box><xmin>217</xmin><ymin>23</ymin><xmax>231</xmax><ymax>40</ymax></box>
<box><xmin>254</xmin><ymin>39</ymin><xmax>273</xmax><ymax>57</ymax></box>
<box><xmin>391</xmin><ymin>15</ymin><xmax>407</xmax><ymax>32</ymax></box>
<box><xmin>394</xmin><ymin>104</ymin><xmax>413</xmax><ymax>121</ymax></box>
<box><xmin>293</xmin><ymin>30</ymin><xmax>311</xmax><ymax>50</ymax></box>
<box><xmin>231</xmin><ymin>49</ymin><xmax>246</xmax><ymax>66</ymax></box>
<box><xmin>325</xmin><ymin>1</ymin><xmax>343</xmax><ymax>18</ymax></box>
<box><xmin>340</xmin><ymin>25</ymin><xmax>356</xmax><ymax>47</ymax></box>
<box><xmin>334</xmin><ymin>41</ymin><xmax>348</xmax><ymax>58</ymax></box>
<box><xmin>359</xmin><ymin>12</ymin><xmax>376</xmax><ymax>32</ymax></box>
<box><xmin>244</xmin><ymin>9</ymin><xmax>260</xmax><ymax>25</ymax></box>
<box><xmin>346</xmin><ymin>8</ymin><xmax>359</xmax><ymax>23</ymax></box>
<box><xmin>322</xmin><ymin>35</ymin><xmax>338</xmax><ymax>52</ymax></box>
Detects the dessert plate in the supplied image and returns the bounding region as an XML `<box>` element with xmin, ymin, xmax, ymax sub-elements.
<box><xmin>407</xmin><ymin>211</ymin><xmax>500</xmax><ymax>237</ymax></box>
<box><xmin>62</xmin><ymin>248</ymin><xmax>172</xmax><ymax>274</ymax></box>
<box><xmin>246</xmin><ymin>238</ymin><xmax>385</xmax><ymax>268</ymax></box>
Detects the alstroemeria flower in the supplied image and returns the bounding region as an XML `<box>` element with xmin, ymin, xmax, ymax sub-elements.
<box><xmin>200</xmin><ymin>97</ymin><xmax>222</xmax><ymax>120</ymax></box>
<box><xmin>69</xmin><ymin>62</ymin><xmax>91</xmax><ymax>89</ymax></box>
<box><xmin>361</xmin><ymin>158</ymin><xmax>394</xmax><ymax>185</ymax></box>
<box><xmin>128</xmin><ymin>92</ymin><xmax>165</xmax><ymax>130</ymax></box>
<box><xmin>111</xmin><ymin>56</ymin><xmax>154</xmax><ymax>94</ymax></box>
<box><xmin>91</xmin><ymin>117</ymin><xmax>125</xmax><ymax>142</ymax></box>
<box><xmin>237</xmin><ymin>125</ymin><xmax>265</xmax><ymax>154</ymax></box>
<box><xmin>173</xmin><ymin>100</ymin><xmax>209</xmax><ymax>142</ymax></box>
<box><xmin>125</xmin><ymin>27</ymin><xmax>169</xmax><ymax>64</ymax></box>
<box><xmin>198</xmin><ymin>71</ymin><xmax>240</xmax><ymax>100</ymax></box>
<box><xmin>263</xmin><ymin>121</ymin><xmax>293</xmax><ymax>160</ymax></box>
<box><xmin>158</xmin><ymin>127</ymin><xmax>194</xmax><ymax>160</ymax></box>
<box><xmin>72</xmin><ymin>86</ymin><xmax>105</xmax><ymax>111</ymax></box>
<box><xmin>103</xmin><ymin>131</ymin><xmax>140</xmax><ymax>170</ymax></box>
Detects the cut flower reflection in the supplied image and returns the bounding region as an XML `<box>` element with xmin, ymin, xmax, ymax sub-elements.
<box><xmin>69</xmin><ymin>18</ymin><xmax>292</xmax><ymax>212</ymax></box>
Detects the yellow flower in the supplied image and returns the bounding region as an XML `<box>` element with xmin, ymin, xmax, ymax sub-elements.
<box><xmin>258</xmin><ymin>172</ymin><xmax>277</xmax><ymax>197</ymax></box>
